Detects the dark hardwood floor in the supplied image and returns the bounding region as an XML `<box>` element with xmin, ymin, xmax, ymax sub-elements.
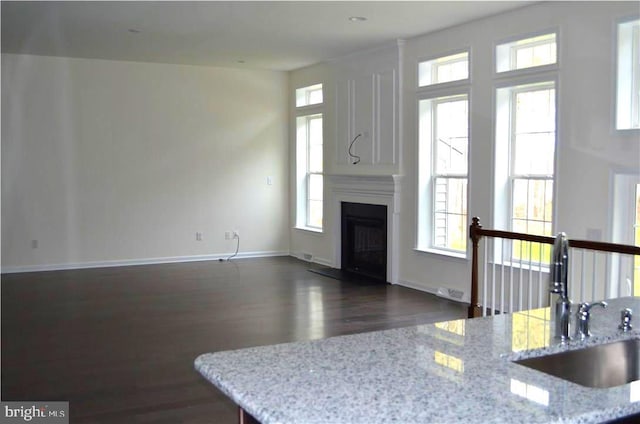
<box><xmin>2</xmin><ymin>256</ymin><xmax>467</xmax><ymax>423</ymax></box>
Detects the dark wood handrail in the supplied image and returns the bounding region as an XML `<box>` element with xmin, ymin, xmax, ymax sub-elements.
<box><xmin>569</xmin><ymin>239</ymin><xmax>640</xmax><ymax>256</ymax></box>
<box><xmin>471</xmin><ymin>221</ymin><xmax>640</xmax><ymax>255</ymax></box>
<box><xmin>471</xmin><ymin>226</ymin><xmax>555</xmax><ymax>245</ymax></box>
<box><xmin>468</xmin><ymin>217</ymin><xmax>640</xmax><ymax>318</ymax></box>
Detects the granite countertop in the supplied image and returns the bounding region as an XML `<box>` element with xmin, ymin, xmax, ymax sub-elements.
<box><xmin>195</xmin><ymin>297</ymin><xmax>640</xmax><ymax>424</ymax></box>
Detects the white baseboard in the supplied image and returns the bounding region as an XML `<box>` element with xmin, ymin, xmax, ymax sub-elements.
<box><xmin>290</xmin><ymin>251</ymin><xmax>333</xmax><ymax>267</ymax></box>
<box><xmin>397</xmin><ymin>279</ymin><xmax>436</xmax><ymax>294</ymax></box>
<box><xmin>312</xmin><ymin>256</ymin><xmax>333</xmax><ymax>267</ymax></box>
<box><xmin>397</xmin><ymin>279</ymin><xmax>469</xmax><ymax>304</ymax></box>
<box><xmin>1</xmin><ymin>250</ymin><xmax>290</xmax><ymax>274</ymax></box>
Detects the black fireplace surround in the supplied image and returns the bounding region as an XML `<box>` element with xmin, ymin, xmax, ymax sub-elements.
<box><xmin>341</xmin><ymin>202</ymin><xmax>388</xmax><ymax>283</ymax></box>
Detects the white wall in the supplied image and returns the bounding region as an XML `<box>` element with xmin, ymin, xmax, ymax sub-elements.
<box><xmin>2</xmin><ymin>54</ymin><xmax>290</xmax><ymax>271</ymax></box>
<box><xmin>290</xmin><ymin>1</ymin><xmax>640</xmax><ymax>301</ymax></box>
<box><xmin>400</xmin><ymin>1</ymin><xmax>639</xmax><ymax>300</ymax></box>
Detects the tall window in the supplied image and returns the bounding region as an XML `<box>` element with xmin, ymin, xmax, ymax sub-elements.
<box><xmin>496</xmin><ymin>82</ymin><xmax>556</xmax><ymax>262</ymax></box>
<box><xmin>611</xmin><ymin>174</ymin><xmax>640</xmax><ymax>295</ymax></box>
<box><xmin>510</xmin><ymin>84</ymin><xmax>556</xmax><ymax>237</ymax></box>
<box><xmin>616</xmin><ymin>18</ymin><xmax>640</xmax><ymax>130</ymax></box>
<box><xmin>295</xmin><ymin>84</ymin><xmax>323</xmax><ymax>230</ymax></box>
<box><xmin>495</xmin><ymin>31</ymin><xmax>557</xmax><ymax>263</ymax></box>
<box><xmin>431</xmin><ymin>96</ymin><xmax>469</xmax><ymax>251</ymax></box>
<box><xmin>418</xmin><ymin>51</ymin><xmax>470</xmax><ymax>254</ymax></box>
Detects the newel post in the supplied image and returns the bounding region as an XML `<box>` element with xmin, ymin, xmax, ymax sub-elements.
<box><xmin>468</xmin><ymin>217</ymin><xmax>483</xmax><ymax>318</ymax></box>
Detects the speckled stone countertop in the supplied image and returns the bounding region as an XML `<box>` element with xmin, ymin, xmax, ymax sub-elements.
<box><xmin>195</xmin><ymin>297</ymin><xmax>640</xmax><ymax>424</ymax></box>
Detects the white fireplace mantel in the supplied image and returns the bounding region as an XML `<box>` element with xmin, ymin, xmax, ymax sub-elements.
<box><xmin>326</xmin><ymin>174</ymin><xmax>403</xmax><ymax>284</ymax></box>
<box><xmin>327</xmin><ymin>174</ymin><xmax>402</xmax><ymax>201</ymax></box>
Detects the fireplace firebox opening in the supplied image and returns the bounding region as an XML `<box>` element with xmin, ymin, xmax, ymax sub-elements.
<box><xmin>341</xmin><ymin>202</ymin><xmax>388</xmax><ymax>283</ymax></box>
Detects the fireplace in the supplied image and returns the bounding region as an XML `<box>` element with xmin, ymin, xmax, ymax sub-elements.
<box><xmin>341</xmin><ymin>202</ymin><xmax>387</xmax><ymax>283</ymax></box>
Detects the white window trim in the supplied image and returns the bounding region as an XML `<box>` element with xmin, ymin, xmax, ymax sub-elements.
<box><xmin>296</xmin><ymin>83</ymin><xmax>323</xmax><ymax>108</ymax></box>
<box><xmin>417</xmin><ymin>48</ymin><xmax>471</xmax><ymax>89</ymax></box>
<box><xmin>610</xmin><ymin>172</ymin><xmax>639</xmax><ymax>296</ymax></box>
<box><xmin>615</xmin><ymin>17</ymin><xmax>640</xmax><ymax>131</ymax></box>
<box><xmin>611</xmin><ymin>172</ymin><xmax>640</xmax><ymax>246</ymax></box>
<box><xmin>294</xmin><ymin>83</ymin><xmax>324</xmax><ymax>232</ymax></box>
<box><xmin>417</xmin><ymin>91</ymin><xmax>470</xmax><ymax>256</ymax></box>
<box><xmin>494</xmin><ymin>79</ymin><xmax>557</xmax><ymax>265</ymax></box>
<box><xmin>507</xmin><ymin>83</ymin><xmax>555</xmax><ymax>243</ymax></box>
<box><xmin>495</xmin><ymin>29</ymin><xmax>559</xmax><ymax>76</ymax></box>
<box><xmin>507</xmin><ymin>82</ymin><xmax>556</xmax><ymax>236</ymax></box>
<box><xmin>413</xmin><ymin>247</ymin><xmax>468</xmax><ymax>260</ymax></box>
<box><xmin>295</xmin><ymin>110</ymin><xmax>324</xmax><ymax>232</ymax></box>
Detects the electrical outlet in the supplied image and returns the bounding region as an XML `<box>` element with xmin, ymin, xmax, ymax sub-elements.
<box><xmin>31</xmin><ymin>239</ymin><xmax>38</xmax><ymax>249</ymax></box>
<box><xmin>225</xmin><ymin>231</ymin><xmax>231</xmax><ymax>240</ymax></box>
<box><xmin>196</xmin><ymin>232</ymin><xmax>203</xmax><ymax>241</ymax></box>
<box><xmin>233</xmin><ymin>230</ymin><xmax>239</xmax><ymax>239</ymax></box>
<box><xmin>267</xmin><ymin>176</ymin><xmax>273</xmax><ymax>185</ymax></box>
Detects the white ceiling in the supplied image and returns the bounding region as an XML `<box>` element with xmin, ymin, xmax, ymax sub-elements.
<box><xmin>1</xmin><ymin>1</ymin><xmax>534</xmax><ymax>71</ymax></box>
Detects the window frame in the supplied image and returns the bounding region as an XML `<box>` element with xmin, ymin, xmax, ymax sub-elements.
<box><xmin>295</xmin><ymin>84</ymin><xmax>324</xmax><ymax>232</ymax></box>
<box><xmin>615</xmin><ymin>17</ymin><xmax>640</xmax><ymax>131</ymax></box>
<box><xmin>611</xmin><ymin>173</ymin><xmax>640</xmax><ymax>295</ymax></box>
<box><xmin>493</xmin><ymin>29</ymin><xmax>559</xmax><ymax>269</ymax></box>
<box><xmin>431</xmin><ymin>94</ymin><xmax>470</xmax><ymax>253</ymax></box>
<box><xmin>507</xmin><ymin>82</ymin><xmax>556</xmax><ymax>237</ymax></box>
<box><xmin>305</xmin><ymin>114</ymin><xmax>323</xmax><ymax>230</ymax></box>
<box><xmin>417</xmin><ymin>90</ymin><xmax>470</xmax><ymax>257</ymax></box>
<box><xmin>494</xmin><ymin>79</ymin><xmax>557</xmax><ymax>265</ymax></box>
<box><xmin>495</xmin><ymin>30</ymin><xmax>559</xmax><ymax>77</ymax></box>
<box><xmin>418</xmin><ymin>49</ymin><xmax>470</xmax><ymax>89</ymax></box>
<box><xmin>296</xmin><ymin>83</ymin><xmax>323</xmax><ymax>108</ymax></box>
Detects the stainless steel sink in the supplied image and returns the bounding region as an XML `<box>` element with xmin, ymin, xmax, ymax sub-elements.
<box><xmin>514</xmin><ymin>338</ymin><xmax>640</xmax><ymax>388</ymax></box>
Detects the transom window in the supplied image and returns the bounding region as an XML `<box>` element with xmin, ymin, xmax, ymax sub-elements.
<box><xmin>497</xmin><ymin>33</ymin><xmax>557</xmax><ymax>73</ymax></box>
<box><xmin>419</xmin><ymin>52</ymin><xmax>469</xmax><ymax>87</ymax></box>
<box><xmin>296</xmin><ymin>84</ymin><xmax>323</xmax><ymax>107</ymax></box>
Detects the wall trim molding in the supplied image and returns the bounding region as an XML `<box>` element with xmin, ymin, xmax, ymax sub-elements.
<box><xmin>397</xmin><ymin>279</ymin><xmax>469</xmax><ymax>304</ymax></box>
<box><xmin>396</xmin><ymin>278</ymin><xmax>434</xmax><ymax>294</ymax></box>
<box><xmin>290</xmin><ymin>252</ymin><xmax>333</xmax><ymax>267</ymax></box>
<box><xmin>1</xmin><ymin>251</ymin><xmax>290</xmax><ymax>274</ymax></box>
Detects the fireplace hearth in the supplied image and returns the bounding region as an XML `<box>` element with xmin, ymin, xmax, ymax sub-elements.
<box><xmin>341</xmin><ymin>202</ymin><xmax>387</xmax><ymax>283</ymax></box>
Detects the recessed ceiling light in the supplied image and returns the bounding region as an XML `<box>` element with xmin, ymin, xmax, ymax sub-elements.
<box><xmin>128</xmin><ymin>28</ymin><xmax>141</xmax><ymax>34</ymax></box>
<box><xmin>348</xmin><ymin>16</ymin><xmax>367</xmax><ymax>22</ymax></box>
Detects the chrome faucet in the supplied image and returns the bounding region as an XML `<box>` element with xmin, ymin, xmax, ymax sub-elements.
<box><xmin>619</xmin><ymin>308</ymin><xmax>633</xmax><ymax>332</ymax></box>
<box><xmin>550</xmin><ymin>232</ymin><xmax>571</xmax><ymax>341</ymax></box>
<box><xmin>576</xmin><ymin>301</ymin><xmax>607</xmax><ymax>339</ymax></box>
